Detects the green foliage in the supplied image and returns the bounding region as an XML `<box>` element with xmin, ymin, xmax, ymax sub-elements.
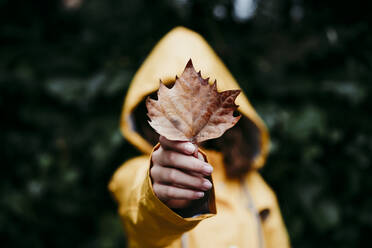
<box><xmin>1</xmin><ymin>0</ymin><xmax>371</xmax><ymax>247</ymax></box>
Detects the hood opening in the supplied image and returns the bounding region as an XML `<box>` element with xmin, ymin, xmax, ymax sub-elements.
<box><xmin>130</xmin><ymin>90</ymin><xmax>160</xmax><ymax>147</ymax></box>
<box><xmin>120</xmin><ymin>26</ymin><xmax>269</xmax><ymax>171</ymax></box>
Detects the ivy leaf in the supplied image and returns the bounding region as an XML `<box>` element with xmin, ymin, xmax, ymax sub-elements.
<box><xmin>146</xmin><ymin>59</ymin><xmax>241</xmax><ymax>144</ymax></box>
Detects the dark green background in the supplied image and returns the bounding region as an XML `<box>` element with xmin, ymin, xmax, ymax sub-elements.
<box><xmin>1</xmin><ymin>0</ymin><xmax>371</xmax><ymax>247</ymax></box>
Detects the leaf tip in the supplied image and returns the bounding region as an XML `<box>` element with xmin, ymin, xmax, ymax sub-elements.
<box><xmin>185</xmin><ymin>58</ymin><xmax>194</xmax><ymax>69</ymax></box>
<box><xmin>235</xmin><ymin>114</ymin><xmax>242</xmax><ymax>123</ymax></box>
<box><xmin>233</xmin><ymin>89</ymin><xmax>241</xmax><ymax>98</ymax></box>
<box><xmin>145</xmin><ymin>95</ymin><xmax>151</xmax><ymax>105</ymax></box>
<box><xmin>211</xmin><ymin>80</ymin><xmax>217</xmax><ymax>88</ymax></box>
<box><xmin>204</xmin><ymin>77</ymin><xmax>210</xmax><ymax>83</ymax></box>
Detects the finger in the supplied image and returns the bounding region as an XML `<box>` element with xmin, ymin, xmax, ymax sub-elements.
<box><xmin>188</xmin><ymin>171</ymin><xmax>205</xmax><ymax>178</ymax></box>
<box><xmin>190</xmin><ymin>152</ymin><xmax>206</xmax><ymax>178</ymax></box>
<box><xmin>153</xmin><ymin>183</ymin><xmax>205</xmax><ymax>201</ymax></box>
<box><xmin>165</xmin><ymin>199</ymin><xmax>191</xmax><ymax>209</ymax></box>
<box><xmin>155</xmin><ymin>149</ymin><xmax>213</xmax><ymax>176</ymax></box>
<box><xmin>159</xmin><ymin>136</ymin><xmax>196</xmax><ymax>155</ymax></box>
<box><xmin>151</xmin><ymin>166</ymin><xmax>212</xmax><ymax>191</ymax></box>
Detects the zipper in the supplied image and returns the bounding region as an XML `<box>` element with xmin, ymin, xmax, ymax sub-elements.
<box><xmin>241</xmin><ymin>179</ymin><xmax>265</xmax><ymax>248</ymax></box>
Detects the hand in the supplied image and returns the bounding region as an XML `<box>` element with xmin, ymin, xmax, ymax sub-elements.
<box><xmin>150</xmin><ymin>136</ymin><xmax>213</xmax><ymax>209</ymax></box>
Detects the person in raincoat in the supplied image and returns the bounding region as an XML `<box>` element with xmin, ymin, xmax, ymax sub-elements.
<box><xmin>109</xmin><ymin>27</ymin><xmax>290</xmax><ymax>248</ymax></box>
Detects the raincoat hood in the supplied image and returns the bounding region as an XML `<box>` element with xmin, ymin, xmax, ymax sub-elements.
<box><xmin>120</xmin><ymin>27</ymin><xmax>269</xmax><ymax>169</ymax></box>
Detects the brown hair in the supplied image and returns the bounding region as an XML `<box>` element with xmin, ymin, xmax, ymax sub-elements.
<box><xmin>132</xmin><ymin>92</ymin><xmax>261</xmax><ymax>179</ymax></box>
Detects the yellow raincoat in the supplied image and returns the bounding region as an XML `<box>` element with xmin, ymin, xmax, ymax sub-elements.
<box><xmin>109</xmin><ymin>27</ymin><xmax>290</xmax><ymax>248</ymax></box>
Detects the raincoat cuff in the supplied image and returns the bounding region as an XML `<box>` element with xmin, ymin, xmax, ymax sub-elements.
<box><xmin>144</xmin><ymin>143</ymin><xmax>216</xmax><ymax>224</ymax></box>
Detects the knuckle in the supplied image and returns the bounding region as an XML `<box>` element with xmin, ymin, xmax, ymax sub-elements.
<box><xmin>175</xmin><ymin>142</ymin><xmax>184</xmax><ymax>151</ymax></box>
<box><xmin>166</xmin><ymin>187</ymin><xmax>175</xmax><ymax>198</ymax></box>
<box><xmin>167</xmin><ymin>151</ymin><xmax>176</xmax><ymax>163</ymax></box>
<box><xmin>192</xmin><ymin>160</ymin><xmax>203</xmax><ymax>172</ymax></box>
<box><xmin>150</xmin><ymin>166</ymin><xmax>158</xmax><ymax>179</ymax></box>
<box><xmin>159</xmin><ymin>136</ymin><xmax>166</xmax><ymax>146</ymax></box>
<box><xmin>152</xmin><ymin>183</ymin><xmax>160</xmax><ymax>194</ymax></box>
<box><xmin>168</xmin><ymin>169</ymin><xmax>177</xmax><ymax>183</ymax></box>
<box><xmin>196</xmin><ymin>178</ymin><xmax>205</xmax><ymax>187</ymax></box>
<box><xmin>152</xmin><ymin>150</ymin><xmax>160</xmax><ymax>163</ymax></box>
<box><xmin>189</xmin><ymin>177</ymin><xmax>201</xmax><ymax>188</ymax></box>
<box><xmin>193</xmin><ymin>191</ymin><xmax>201</xmax><ymax>199</ymax></box>
<box><xmin>183</xmin><ymin>174</ymin><xmax>196</xmax><ymax>187</ymax></box>
<box><xmin>186</xmin><ymin>191</ymin><xmax>194</xmax><ymax>199</ymax></box>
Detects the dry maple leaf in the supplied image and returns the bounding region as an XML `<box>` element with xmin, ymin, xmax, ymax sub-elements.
<box><xmin>146</xmin><ymin>59</ymin><xmax>241</xmax><ymax>144</ymax></box>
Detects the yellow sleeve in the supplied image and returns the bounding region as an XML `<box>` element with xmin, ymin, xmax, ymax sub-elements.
<box><xmin>108</xmin><ymin>147</ymin><xmax>216</xmax><ymax>247</ymax></box>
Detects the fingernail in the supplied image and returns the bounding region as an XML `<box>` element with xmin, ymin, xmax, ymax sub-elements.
<box><xmin>203</xmin><ymin>164</ymin><xmax>213</xmax><ymax>174</ymax></box>
<box><xmin>203</xmin><ymin>180</ymin><xmax>212</xmax><ymax>190</ymax></box>
<box><xmin>196</xmin><ymin>192</ymin><xmax>204</xmax><ymax>198</ymax></box>
<box><xmin>184</xmin><ymin>143</ymin><xmax>195</xmax><ymax>154</ymax></box>
<box><xmin>198</xmin><ymin>152</ymin><xmax>205</xmax><ymax>162</ymax></box>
